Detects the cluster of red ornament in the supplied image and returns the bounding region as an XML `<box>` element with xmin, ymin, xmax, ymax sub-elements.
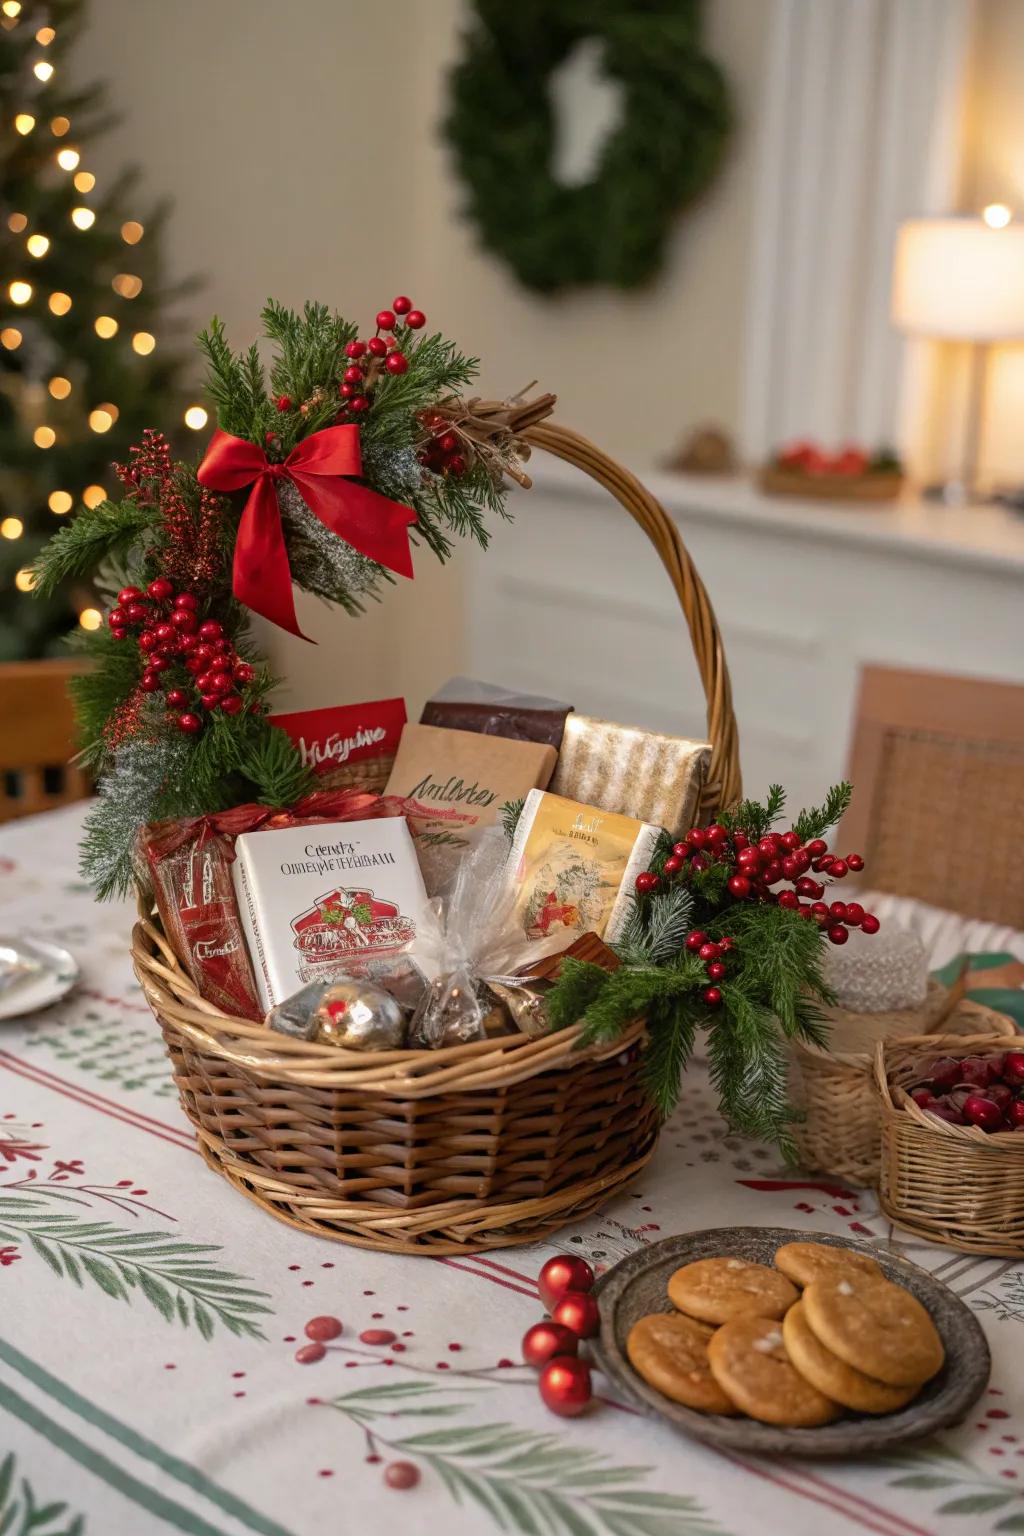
<box><xmin>682</xmin><ymin>930</ymin><xmax>734</xmax><ymax>1007</ymax></box>
<box><xmin>636</xmin><ymin>823</ymin><xmax>878</xmax><ymax>946</ymax></box>
<box><xmin>416</xmin><ymin>411</ymin><xmax>468</xmax><ymax>478</ymax></box>
<box><xmin>334</xmin><ymin>295</ymin><xmax>424</xmax><ymax>416</ymax></box>
<box><xmin>107</xmin><ymin>577</ymin><xmax>254</xmax><ymax>734</ymax></box>
<box><xmin>521</xmin><ymin>1255</ymin><xmax>599</xmax><ymax>1416</ymax></box>
<box><xmin>911</xmin><ymin>1051</ymin><xmax>1024</xmax><ymax>1133</ymax></box>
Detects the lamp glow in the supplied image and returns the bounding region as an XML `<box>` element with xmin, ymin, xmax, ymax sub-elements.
<box><xmin>893</xmin><ymin>216</ymin><xmax>1024</xmax><ymax>339</ymax></box>
<box><xmin>0</xmin><ymin>328</ymin><xmax>22</xmax><ymax>350</ymax></box>
<box><xmin>9</xmin><ymin>281</ymin><xmax>32</xmax><ymax>305</ymax></box>
<box><xmin>48</xmin><ymin>376</ymin><xmax>71</xmax><ymax>399</ymax></box>
<box><xmin>71</xmin><ymin>206</ymin><xmax>95</xmax><ymax>230</ymax></box>
<box><xmin>33</xmin><ymin>426</ymin><xmax>56</xmax><ymax>449</ymax></box>
<box><xmin>88</xmin><ymin>408</ymin><xmax>113</xmax><ymax>433</ymax></box>
<box><xmin>15</xmin><ymin>567</ymin><xmax>35</xmax><ymax>592</ymax></box>
<box><xmin>33</xmin><ymin>60</ymin><xmax>54</xmax><ymax>82</ymax></box>
<box><xmin>82</xmin><ymin>485</ymin><xmax>106</xmax><ymax>508</ymax></box>
<box><xmin>36</xmin><ymin>26</ymin><xmax>55</xmax><ymax>44</ymax></box>
<box><xmin>48</xmin><ymin>490</ymin><xmax>72</xmax><ymax>514</ymax></box>
<box><xmin>120</xmin><ymin>221</ymin><xmax>143</xmax><ymax>245</ymax></box>
<box><xmin>48</xmin><ymin>291</ymin><xmax>71</xmax><ymax>315</ymax></box>
<box><xmin>184</xmin><ymin>405</ymin><xmax>208</xmax><ymax>431</ymax></box>
<box><xmin>50</xmin><ymin>115</ymin><xmax>69</xmax><ymax>136</ymax></box>
<box><xmin>2</xmin><ymin>3</ymin><xmax>23</xmax><ymax>16</ymax></box>
<box><xmin>112</xmin><ymin>273</ymin><xmax>142</xmax><ymax>298</ymax></box>
<box><xmin>0</xmin><ymin>517</ymin><xmax>24</xmax><ymax>539</ymax></box>
<box><xmin>983</xmin><ymin>203</ymin><xmax>1012</xmax><ymax>230</ymax></box>
<box><xmin>94</xmin><ymin>315</ymin><xmax>118</xmax><ymax>338</ymax></box>
<box><xmin>78</xmin><ymin>608</ymin><xmax>103</xmax><ymax>631</ymax></box>
<box><xmin>14</xmin><ymin>113</ymin><xmax>35</xmax><ymax>134</ymax></box>
<box><xmin>131</xmin><ymin>331</ymin><xmax>155</xmax><ymax>355</ymax></box>
<box><xmin>73</xmin><ymin>171</ymin><xmax>94</xmax><ymax>193</ymax></box>
<box><xmin>56</xmin><ymin>147</ymin><xmax>79</xmax><ymax>170</ymax></box>
<box><xmin>7</xmin><ymin>212</ymin><xmax>26</xmax><ymax>232</ymax></box>
<box><xmin>26</xmin><ymin>233</ymin><xmax>49</xmax><ymax>257</ymax></box>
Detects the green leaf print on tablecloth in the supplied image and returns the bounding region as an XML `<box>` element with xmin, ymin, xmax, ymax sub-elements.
<box><xmin>0</xmin><ymin>1193</ymin><xmax>272</xmax><ymax>1340</ymax></box>
<box><xmin>881</xmin><ymin>1439</ymin><xmax>1024</xmax><ymax>1526</ymax></box>
<box><xmin>328</xmin><ymin>1379</ymin><xmax>726</xmax><ymax>1536</ymax></box>
<box><xmin>21</xmin><ymin>1014</ymin><xmax>177</xmax><ymax>1098</ymax></box>
<box><xmin>0</xmin><ymin>1450</ymin><xmax>85</xmax><ymax>1536</ymax></box>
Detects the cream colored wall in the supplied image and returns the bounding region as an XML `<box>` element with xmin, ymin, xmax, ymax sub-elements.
<box><xmin>72</xmin><ymin>1</ymin><xmax>770</xmax><ymax>709</ymax></box>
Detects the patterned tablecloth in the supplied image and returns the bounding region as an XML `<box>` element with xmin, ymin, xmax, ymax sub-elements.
<box><xmin>1</xmin><ymin>802</ymin><xmax>1021</xmax><ymax>1536</ymax></box>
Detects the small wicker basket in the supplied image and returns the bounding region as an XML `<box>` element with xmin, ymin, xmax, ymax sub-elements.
<box><xmin>789</xmin><ymin>987</ymin><xmax>1012</xmax><ymax>1186</ymax></box>
<box><xmin>875</xmin><ymin>1031</ymin><xmax>1024</xmax><ymax>1256</ymax></box>
<box><xmin>132</xmin><ymin>416</ymin><xmax>742</xmax><ymax>1254</ymax></box>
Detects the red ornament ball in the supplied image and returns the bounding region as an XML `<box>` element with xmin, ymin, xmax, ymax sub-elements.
<box><xmin>125</xmin><ymin>602</ymin><xmax>149</xmax><ymax>625</ymax></box>
<box><xmin>521</xmin><ymin>1321</ymin><xmax>579</xmax><ymax>1368</ymax></box>
<box><xmin>385</xmin><ymin>351</ymin><xmax>409</xmax><ymax>375</ymax></box>
<box><xmin>846</xmin><ymin>853</ymin><xmax>865</xmax><ymax>872</ymax></box>
<box><xmin>146</xmin><ymin>577</ymin><xmax>174</xmax><ymax>601</ymax></box>
<box><xmin>538</xmin><ymin>1254</ymin><xmax>595</xmax><ymax>1311</ymax></box>
<box><xmin>174</xmin><ymin>592</ymin><xmax>199</xmax><ymax>610</ymax></box>
<box><xmin>139</xmin><ymin>671</ymin><xmax>161</xmax><ymax>693</ymax></box>
<box><xmin>706</xmin><ymin>960</ymin><xmax>727</xmax><ymax>982</ymax></box>
<box><xmin>634</xmin><ymin>871</ymin><xmax>660</xmax><ymax>895</ymax></box>
<box><xmin>275</xmin><ymin>394</ymin><xmax>292</xmax><ymax>412</ymax></box>
<box><xmin>702</xmin><ymin>985</ymin><xmax>723</xmax><ymax>1007</ymax></box>
<box><xmin>684</xmin><ymin>931</ymin><xmax>707</xmax><ymax>951</ymax></box>
<box><xmin>829</xmin><ymin>859</ymin><xmax>849</xmax><ymax>879</ymax></box>
<box><xmin>806</xmin><ymin>839</ymin><xmax>828</xmax><ymax>857</ymax></box>
<box><xmin>384</xmin><ymin>1461</ymin><xmax>420</xmax><ymax>1490</ymax></box>
<box><xmin>198</xmin><ymin>620</ymin><xmax>222</xmax><ymax>642</ymax></box>
<box><xmin>777</xmin><ymin>889</ymin><xmax>800</xmax><ymax>910</ymax></box>
<box><xmin>539</xmin><ymin>1356</ymin><xmax>592</xmax><ymax>1417</ymax></box>
<box><xmin>781</xmin><ymin>831</ymin><xmax>801</xmax><ymax>851</ymax></box>
<box><xmin>110</xmin><ymin>625</ymin><xmax>128</xmax><ymax>640</ymax></box>
<box><xmin>405</xmin><ymin>309</ymin><xmax>426</xmax><ymax>329</ymax></box>
<box><xmin>698</xmin><ymin>942</ymin><xmax>719</xmax><ymax>962</ymax></box>
<box><xmin>860</xmin><ymin>913</ymin><xmax>880</xmax><ymax>935</ymax></box>
<box><xmin>727</xmin><ymin>875</ymin><xmax>751</xmax><ymax>899</ymax></box>
<box><xmin>551</xmin><ymin>1290</ymin><xmax>600</xmax><ymax>1340</ymax></box>
<box><xmin>343</xmin><ymin>365</ymin><xmax>364</xmax><ymax>384</ymax></box>
<box><xmin>963</xmin><ymin>1094</ymin><xmax>1003</xmax><ymax>1131</ymax></box>
<box><xmin>176</xmin><ymin>713</ymin><xmax>202</xmax><ymax>734</ymax></box>
<box><xmin>446</xmin><ymin>453</ymin><xmax>467</xmax><ymax>476</ymax></box>
<box><xmin>392</xmin><ymin>295</ymin><xmax>412</xmax><ymax>315</ymax></box>
<box><xmin>171</xmin><ymin>608</ymin><xmax>198</xmax><ymax>632</ymax></box>
<box><xmin>200</xmin><ymin>693</ymin><xmax>220</xmax><ymax>710</ymax></box>
<box><xmin>305</xmin><ymin>1315</ymin><xmax>343</xmax><ymax>1342</ymax></box>
<box><xmin>844</xmin><ymin>902</ymin><xmax>864</xmax><ymax>926</ymax></box>
<box><xmin>663</xmin><ymin>855</ymin><xmax>683</xmax><ymax>875</ymax></box>
<box><xmin>344</xmin><ymin>340</ymin><xmax>366</xmax><ymax>359</ymax></box>
<box><xmin>234</xmin><ymin>662</ymin><xmax>255</xmax><ymax>684</ymax></box>
<box><xmin>438</xmin><ymin>432</ymin><xmax>459</xmax><ymax>455</ymax></box>
<box><xmin>339</xmin><ymin>383</ymin><xmax>356</xmax><ymax>398</ymax></box>
<box><xmin>828</xmin><ymin>901</ymin><xmax>847</xmax><ymax>921</ymax></box>
<box><xmin>108</xmin><ymin>607</ymin><xmax>127</xmax><ymax>628</ymax></box>
<box><xmin>827</xmin><ymin>925</ymin><xmax>849</xmax><ymax>945</ymax></box>
<box><xmin>349</xmin><ymin>395</ymin><xmax>370</xmax><ymax>413</ymax></box>
<box><xmin>220</xmin><ymin>694</ymin><xmax>244</xmax><ymax>715</ymax></box>
<box><xmin>367</xmin><ymin>336</ymin><xmax>388</xmax><ymax>357</ymax></box>
<box><xmin>165</xmin><ymin>688</ymin><xmax>188</xmax><ymax>708</ymax></box>
<box><xmin>686</xmin><ymin>827</ymin><xmax>707</xmax><ymax>848</ymax></box>
<box><xmin>375</xmin><ymin>309</ymin><xmax>396</xmax><ymax>332</ymax></box>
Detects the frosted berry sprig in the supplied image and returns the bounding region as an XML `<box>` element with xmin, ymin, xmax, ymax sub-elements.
<box><xmin>635</xmin><ymin>822</ymin><xmax>878</xmax><ymax>945</ymax></box>
<box><xmin>107</xmin><ymin>577</ymin><xmax>255</xmax><ymax>735</ymax></box>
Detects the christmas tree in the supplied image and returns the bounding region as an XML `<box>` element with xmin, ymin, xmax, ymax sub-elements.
<box><xmin>0</xmin><ymin>0</ymin><xmax>200</xmax><ymax>659</ymax></box>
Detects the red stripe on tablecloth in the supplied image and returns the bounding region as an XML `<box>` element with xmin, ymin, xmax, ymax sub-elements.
<box><xmin>78</xmin><ymin>986</ymin><xmax>154</xmax><ymax>1016</ymax></box>
<box><xmin>0</xmin><ymin>1052</ymin><xmax>197</xmax><ymax>1153</ymax></box>
<box><xmin>0</xmin><ymin>1050</ymin><xmax>193</xmax><ymax>1142</ymax></box>
<box><xmin>435</xmin><ymin>1256</ymin><xmax>538</xmax><ymax>1298</ymax></box>
<box><xmin>719</xmin><ymin>1452</ymin><xmax>912</xmax><ymax>1536</ymax></box>
<box><xmin>471</xmin><ymin>1255</ymin><xmax>540</xmax><ymax>1288</ymax></box>
<box><xmin>786</xmin><ymin>1469</ymin><xmax>936</xmax><ymax>1536</ymax></box>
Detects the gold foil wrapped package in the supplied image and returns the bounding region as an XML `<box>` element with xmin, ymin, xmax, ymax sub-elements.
<box><xmin>266</xmin><ymin>978</ymin><xmax>405</xmax><ymax>1048</ymax></box>
<box><xmin>550</xmin><ymin>714</ymin><xmax>711</xmax><ymax>839</ymax></box>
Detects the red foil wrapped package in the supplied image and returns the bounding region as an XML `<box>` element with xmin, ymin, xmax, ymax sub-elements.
<box><xmin>141</xmin><ymin>788</ymin><xmax>392</xmax><ymax>1022</ymax></box>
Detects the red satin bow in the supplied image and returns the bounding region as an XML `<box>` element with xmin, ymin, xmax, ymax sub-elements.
<box><xmin>197</xmin><ymin>424</ymin><xmax>416</xmax><ymax>640</ymax></box>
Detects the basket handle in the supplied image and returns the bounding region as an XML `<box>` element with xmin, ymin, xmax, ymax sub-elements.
<box><xmin>454</xmin><ymin>398</ymin><xmax>742</xmax><ymax>810</ymax></box>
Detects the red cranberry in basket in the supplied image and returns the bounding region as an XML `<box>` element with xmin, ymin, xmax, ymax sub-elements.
<box><xmin>1002</xmin><ymin>1051</ymin><xmax>1024</xmax><ymax>1086</ymax></box>
<box><xmin>1008</xmin><ymin>1100</ymin><xmax>1024</xmax><ymax>1129</ymax></box>
<box><xmin>988</xmin><ymin>1083</ymin><xmax>1013</xmax><ymax>1113</ymax></box>
<box><xmin>909</xmin><ymin>1086</ymin><xmax>934</xmax><ymax>1109</ymax></box>
<box><xmin>923</xmin><ymin>1057</ymin><xmax>961</xmax><ymax>1091</ymax></box>
<box><xmin>963</xmin><ymin>1095</ymin><xmax>1004</xmax><ymax>1132</ymax></box>
<box><xmin>960</xmin><ymin>1056</ymin><xmax>996</xmax><ymax>1089</ymax></box>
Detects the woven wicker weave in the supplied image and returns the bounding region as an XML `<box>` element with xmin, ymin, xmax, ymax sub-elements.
<box><xmin>875</xmin><ymin>1030</ymin><xmax>1024</xmax><ymax>1256</ymax></box>
<box><xmin>133</xmin><ymin>414</ymin><xmax>741</xmax><ymax>1253</ymax></box>
<box><xmin>790</xmin><ymin>992</ymin><xmax>1014</xmax><ymax>1187</ymax></box>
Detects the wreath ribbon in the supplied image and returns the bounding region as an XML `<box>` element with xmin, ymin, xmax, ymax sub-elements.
<box><xmin>197</xmin><ymin>425</ymin><xmax>417</xmax><ymax>641</ymax></box>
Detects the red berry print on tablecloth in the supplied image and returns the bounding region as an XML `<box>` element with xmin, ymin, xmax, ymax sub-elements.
<box><xmin>295</xmin><ymin>1343</ymin><xmax>326</xmax><ymax>1365</ymax></box>
<box><xmin>384</xmin><ymin>1462</ymin><xmax>420</xmax><ymax>1491</ymax></box>
<box><xmin>360</xmin><ymin>1329</ymin><xmax>396</xmax><ymax>1346</ymax></box>
<box><xmin>0</xmin><ymin>1246</ymin><xmax>22</xmax><ymax>1266</ymax></box>
<box><xmin>305</xmin><ymin>1316</ymin><xmax>343</xmax><ymax>1342</ymax></box>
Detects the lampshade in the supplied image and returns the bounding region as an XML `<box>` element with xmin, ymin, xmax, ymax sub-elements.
<box><xmin>892</xmin><ymin>217</ymin><xmax>1024</xmax><ymax>340</ymax></box>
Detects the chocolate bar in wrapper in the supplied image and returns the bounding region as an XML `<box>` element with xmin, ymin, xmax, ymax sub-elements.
<box><xmin>550</xmin><ymin>714</ymin><xmax>711</xmax><ymax>838</ymax></box>
<box><xmin>420</xmin><ymin>676</ymin><xmax>572</xmax><ymax>750</ymax></box>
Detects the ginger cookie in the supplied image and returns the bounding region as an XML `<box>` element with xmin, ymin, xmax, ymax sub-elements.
<box><xmin>782</xmin><ymin>1300</ymin><xmax>919</xmax><ymax>1414</ymax></box>
<box><xmin>706</xmin><ymin>1315</ymin><xmax>840</xmax><ymax>1427</ymax></box>
<box><xmin>626</xmin><ymin>1311</ymin><xmax>738</xmax><ymax>1415</ymax></box>
<box><xmin>802</xmin><ymin>1275</ymin><xmax>944</xmax><ymax>1388</ymax></box>
<box><xmin>775</xmin><ymin>1241</ymin><xmax>883</xmax><ymax>1290</ymax></box>
<box><xmin>668</xmin><ymin>1257</ymin><xmax>798</xmax><ymax>1325</ymax></box>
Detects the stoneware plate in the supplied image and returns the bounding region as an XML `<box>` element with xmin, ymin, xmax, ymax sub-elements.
<box><xmin>0</xmin><ymin>938</ymin><xmax>78</xmax><ymax>1021</ymax></box>
<box><xmin>590</xmin><ymin>1225</ymin><xmax>990</xmax><ymax>1457</ymax></box>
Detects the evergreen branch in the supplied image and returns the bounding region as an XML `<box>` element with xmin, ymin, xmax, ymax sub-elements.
<box><xmin>501</xmin><ymin>797</ymin><xmax>525</xmax><ymax>842</ymax></box>
<box><xmin>642</xmin><ymin>997</ymin><xmax>700</xmax><ymax>1118</ymax></box>
<box><xmin>793</xmin><ymin>781</ymin><xmax>853</xmax><ymax>842</ymax></box>
<box><xmin>614</xmin><ymin>887</ymin><xmax>693</xmax><ymax>966</ymax></box>
<box><xmin>723</xmin><ymin>783</ymin><xmax>785</xmax><ymax>840</ymax></box>
<box><xmin>0</xmin><ymin>1451</ymin><xmax>85</xmax><ymax>1536</ymax></box>
<box><xmin>29</xmin><ymin>500</ymin><xmax>153</xmax><ymax>595</ymax></box>
<box><xmin>705</xmin><ymin>995</ymin><xmax>798</xmax><ymax>1157</ymax></box>
<box><xmin>236</xmin><ymin>723</ymin><xmax>316</xmax><ymax>807</ymax></box>
<box><xmin>0</xmin><ymin>1196</ymin><xmax>273</xmax><ymax>1340</ymax></box>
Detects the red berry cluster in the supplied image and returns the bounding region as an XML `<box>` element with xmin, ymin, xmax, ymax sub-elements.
<box><xmin>520</xmin><ymin>1255</ymin><xmax>597</xmax><ymax>1417</ymax></box>
<box><xmin>416</xmin><ymin>410</ymin><xmax>467</xmax><ymax>478</ymax></box>
<box><xmin>911</xmin><ymin>1050</ymin><xmax>1024</xmax><ymax>1133</ymax></box>
<box><xmin>635</xmin><ymin>824</ymin><xmax>877</xmax><ymax>946</ymax></box>
<box><xmin>335</xmin><ymin>295</ymin><xmax>425</xmax><ymax>417</ymax></box>
<box><xmin>107</xmin><ymin>578</ymin><xmax>254</xmax><ymax>735</ymax></box>
<box><xmin>682</xmin><ymin>930</ymin><xmax>734</xmax><ymax>1006</ymax></box>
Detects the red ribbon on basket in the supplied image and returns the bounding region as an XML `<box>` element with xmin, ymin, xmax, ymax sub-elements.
<box><xmin>144</xmin><ymin>788</ymin><xmax>386</xmax><ymax>863</ymax></box>
<box><xmin>197</xmin><ymin>425</ymin><xmax>417</xmax><ymax>641</ymax></box>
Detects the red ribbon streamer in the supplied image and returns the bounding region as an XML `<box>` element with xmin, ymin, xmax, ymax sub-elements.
<box><xmin>197</xmin><ymin>425</ymin><xmax>417</xmax><ymax>640</ymax></box>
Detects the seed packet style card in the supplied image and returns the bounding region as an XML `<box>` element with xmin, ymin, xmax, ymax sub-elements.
<box><xmin>268</xmin><ymin>697</ymin><xmax>407</xmax><ymax>788</ymax></box>
<box><xmin>505</xmin><ymin>789</ymin><xmax>663</xmax><ymax>945</ymax></box>
<box><xmin>231</xmin><ymin>818</ymin><xmax>429</xmax><ymax>1011</ymax></box>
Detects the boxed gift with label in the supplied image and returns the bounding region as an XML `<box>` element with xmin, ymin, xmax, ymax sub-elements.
<box><xmin>231</xmin><ymin>817</ymin><xmax>430</xmax><ymax>1009</ymax></box>
<box><xmin>268</xmin><ymin>697</ymin><xmax>407</xmax><ymax>792</ymax></box>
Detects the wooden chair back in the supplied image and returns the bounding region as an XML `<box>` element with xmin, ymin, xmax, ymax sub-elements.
<box><xmin>840</xmin><ymin>665</ymin><xmax>1024</xmax><ymax>928</ymax></box>
<box><xmin>0</xmin><ymin>658</ymin><xmax>90</xmax><ymax>823</ymax></box>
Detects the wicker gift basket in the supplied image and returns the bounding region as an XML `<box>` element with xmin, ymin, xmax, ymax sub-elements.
<box><xmin>132</xmin><ymin>418</ymin><xmax>742</xmax><ymax>1254</ymax></box>
<box><xmin>875</xmin><ymin>1030</ymin><xmax>1024</xmax><ymax>1256</ymax></box>
<box><xmin>789</xmin><ymin>988</ymin><xmax>1014</xmax><ymax>1186</ymax></box>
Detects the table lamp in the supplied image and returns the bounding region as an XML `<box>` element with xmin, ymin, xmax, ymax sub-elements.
<box><xmin>891</xmin><ymin>209</ymin><xmax>1024</xmax><ymax>500</ymax></box>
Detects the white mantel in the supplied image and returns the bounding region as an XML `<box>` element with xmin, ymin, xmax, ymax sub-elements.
<box><xmin>464</xmin><ymin>461</ymin><xmax>1024</xmax><ymax>812</ymax></box>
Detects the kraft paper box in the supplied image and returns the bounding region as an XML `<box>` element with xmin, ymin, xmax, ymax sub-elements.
<box><xmin>504</xmin><ymin>788</ymin><xmax>662</xmax><ymax>945</ymax></box>
<box><xmin>231</xmin><ymin>817</ymin><xmax>429</xmax><ymax>1010</ymax></box>
<box><xmin>550</xmin><ymin>713</ymin><xmax>711</xmax><ymax>838</ymax></box>
<box><xmin>384</xmin><ymin>723</ymin><xmax>557</xmax><ymax>890</ymax></box>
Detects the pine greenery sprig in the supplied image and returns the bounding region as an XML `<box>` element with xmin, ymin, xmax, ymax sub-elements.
<box><xmin>30</xmin><ymin>498</ymin><xmax>154</xmax><ymax>596</ymax></box>
<box><xmin>545</xmin><ymin>783</ymin><xmax>858</xmax><ymax>1153</ymax></box>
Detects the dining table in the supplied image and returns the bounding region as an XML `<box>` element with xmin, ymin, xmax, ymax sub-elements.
<box><xmin>1</xmin><ymin>799</ymin><xmax>1022</xmax><ymax>1536</ymax></box>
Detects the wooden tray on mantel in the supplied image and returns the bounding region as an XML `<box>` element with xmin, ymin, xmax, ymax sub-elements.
<box><xmin>589</xmin><ymin>1226</ymin><xmax>990</xmax><ymax>1457</ymax></box>
<box><xmin>759</xmin><ymin>466</ymin><xmax>904</xmax><ymax>501</ymax></box>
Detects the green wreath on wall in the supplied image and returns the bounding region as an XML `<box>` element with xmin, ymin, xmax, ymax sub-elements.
<box><xmin>443</xmin><ymin>0</ymin><xmax>733</xmax><ymax>295</ymax></box>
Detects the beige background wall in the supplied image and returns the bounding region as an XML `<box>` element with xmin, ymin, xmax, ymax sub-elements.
<box><xmin>72</xmin><ymin>0</ymin><xmax>771</xmax><ymax>710</ymax></box>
